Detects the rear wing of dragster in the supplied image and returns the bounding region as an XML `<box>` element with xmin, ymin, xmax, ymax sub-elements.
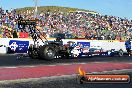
<box><xmin>17</xmin><ymin>19</ymin><xmax>49</xmax><ymax>44</ymax></box>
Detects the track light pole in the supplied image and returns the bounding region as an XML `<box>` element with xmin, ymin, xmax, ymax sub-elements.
<box><xmin>34</xmin><ymin>0</ymin><xmax>38</xmax><ymax>19</ymax></box>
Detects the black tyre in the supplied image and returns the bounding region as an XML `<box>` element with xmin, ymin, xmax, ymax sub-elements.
<box><xmin>118</xmin><ymin>49</ymin><xmax>123</xmax><ymax>57</ymax></box>
<box><xmin>39</xmin><ymin>45</ymin><xmax>55</xmax><ymax>60</ymax></box>
<box><xmin>28</xmin><ymin>48</ymin><xmax>38</xmax><ymax>59</ymax></box>
<box><xmin>30</xmin><ymin>50</ymin><xmax>38</xmax><ymax>59</ymax></box>
<box><xmin>88</xmin><ymin>52</ymin><xmax>93</xmax><ymax>58</ymax></box>
<box><xmin>51</xmin><ymin>44</ymin><xmax>60</xmax><ymax>56</ymax></box>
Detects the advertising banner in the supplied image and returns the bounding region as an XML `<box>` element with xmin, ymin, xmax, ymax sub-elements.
<box><xmin>77</xmin><ymin>42</ymin><xmax>90</xmax><ymax>48</ymax></box>
<box><xmin>9</xmin><ymin>40</ymin><xmax>29</xmax><ymax>53</ymax></box>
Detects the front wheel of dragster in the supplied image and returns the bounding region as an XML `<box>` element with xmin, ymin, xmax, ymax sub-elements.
<box><xmin>118</xmin><ymin>49</ymin><xmax>124</xmax><ymax>57</ymax></box>
<box><xmin>39</xmin><ymin>45</ymin><xmax>56</xmax><ymax>60</ymax></box>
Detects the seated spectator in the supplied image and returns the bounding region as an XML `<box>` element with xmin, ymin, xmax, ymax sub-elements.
<box><xmin>0</xmin><ymin>7</ymin><xmax>132</xmax><ymax>41</ymax></box>
<box><xmin>0</xmin><ymin>34</ymin><xmax>2</xmax><ymax>38</ymax></box>
<box><xmin>19</xmin><ymin>30</ymin><xmax>29</xmax><ymax>38</ymax></box>
<box><xmin>13</xmin><ymin>30</ymin><xmax>18</xmax><ymax>38</ymax></box>
<box><xmin>6</xmin><ymin>32</ymin><xmax>12</xmax><ymax>38</ymax></box>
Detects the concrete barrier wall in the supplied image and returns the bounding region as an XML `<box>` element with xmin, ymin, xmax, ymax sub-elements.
<box><xmin>0</xmin><ymin>38</ymin><xmax>130</xmax><ymax>53</ymax></box>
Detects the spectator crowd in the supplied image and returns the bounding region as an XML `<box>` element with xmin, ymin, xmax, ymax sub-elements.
<box><xmin>0</xmin><ymin>7</ymin><xmax>132</xmax><ymax>40</ymax></box>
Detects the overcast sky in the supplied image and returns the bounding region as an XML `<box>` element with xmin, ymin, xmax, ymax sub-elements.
<box><xmin>0</xmin><ymin>0</ymin><xmax>132</xmax><ymax>20</ymax></box>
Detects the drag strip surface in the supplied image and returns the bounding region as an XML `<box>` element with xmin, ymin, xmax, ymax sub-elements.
<box><xmin>0</xmin><ymin>54</ymin><xmax>132</xmax><ymax>67</ymax></box>
<box><xmin>0</xmin><ymin>55</ymin><xmax>132</xmax><ymax>88</ymax></box>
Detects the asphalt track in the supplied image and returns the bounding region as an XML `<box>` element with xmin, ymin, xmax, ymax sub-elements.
<box><xmin>0</xmin><ymin>54</ymin><xmax>132</xmax><ymax>67</ymax></box>
<box><xmin>0</xmin><ymin>54</ymin><xmax>132</xmax><ymax>88</ymax></box>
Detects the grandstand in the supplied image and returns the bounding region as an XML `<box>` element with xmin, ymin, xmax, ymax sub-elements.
<box><xmin>0</xmin><ymin>6</ymin><xmax>132</xmax><ymax>40</ymax></box>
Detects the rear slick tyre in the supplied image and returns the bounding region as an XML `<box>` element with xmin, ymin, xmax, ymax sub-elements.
<box><xmin>39</xmin><ymin>45</ymin><xmax>55</xmax><ymax>60</ymax></box>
